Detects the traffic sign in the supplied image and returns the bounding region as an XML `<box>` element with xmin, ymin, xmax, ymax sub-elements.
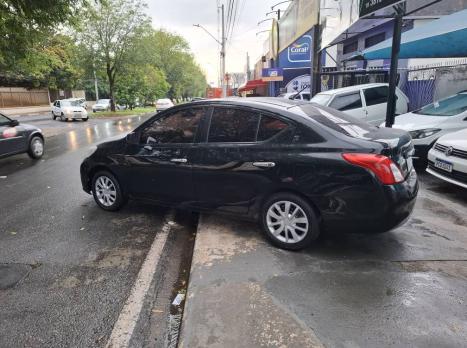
<box><xmin>360</xmin><ymin>0</ymin><xmax>405</xmax><ymax>17</ymax></box>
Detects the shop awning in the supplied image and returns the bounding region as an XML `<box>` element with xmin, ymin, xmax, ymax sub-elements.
<box><xmin>238</xmin><ymin>79</ymin><xmax>268</xmax><ymax>93</ymax></box>
<box><xmin>356</xmin><ymin>9</ymin><xmax>467</xmax><ymax>60</ymax></box>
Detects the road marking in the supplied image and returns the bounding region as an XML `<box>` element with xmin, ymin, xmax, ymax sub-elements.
<box><xmin>106</xmin><ymin>210</ymin><xmax>175</xmax><ymax>348</ymax></box>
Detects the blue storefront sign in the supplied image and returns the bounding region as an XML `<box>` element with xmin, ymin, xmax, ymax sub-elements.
<box><xmin>262</xmin><ymin>67</ymin><xmax>284</xmax><ymax>82</ymax></box>
<box><xmin>279</xmin><ymin>31</ymin><xmax>313</xmax><ymax>69</ymax></box>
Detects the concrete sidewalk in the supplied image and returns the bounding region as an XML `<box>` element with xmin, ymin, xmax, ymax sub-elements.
<box><xmin>179</xmin><ymin>182</ymin><xmax>467</xmax><ymax>347</ymax></box>
<box><xmin>1</xmin><ymin>105</ymin><xmax>51</xmax><ymax>116</ymax></box>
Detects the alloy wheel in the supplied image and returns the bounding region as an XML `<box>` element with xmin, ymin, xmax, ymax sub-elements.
<box><xmin>94</xmin><ymin>176</ymin><xmax>117</xmax><ymax>207</ymax></box>
<box><xmin>31</xmin><ymin>138</ymin><xmax>44</xmax><ymax>157</ymax></box>
<box><xmin>266</xmin><ymin>200</ymin><xmax>309</xmax><ymax>244</ymax></box>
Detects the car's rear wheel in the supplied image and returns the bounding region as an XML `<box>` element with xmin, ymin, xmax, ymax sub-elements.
<box><xmin>82</xmin><ymin>118</ymin><xmax>88</xmax><ymax>122</ymax></box>
<box><xmin>52</xmin><ymin>112</ymin><xmax>56</xmax><ymax>120</ymax></box>
<box><xmin>92</xmin><ymin>171</ymin><xmax>126</xmax><ymax>211</ymax></box>
<box><xmin>27</xmin><ymin>136</ymin><xmax>44</xmax><ymax>159</ymax></box>
<box><xmin>261</xmin><ymin>193</ymin><xmax>320</xmax><ymax>250</ymax></box>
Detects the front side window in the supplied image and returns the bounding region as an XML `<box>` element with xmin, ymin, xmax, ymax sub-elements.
<box><xmin>208</xmin><ymin>108</ymin><xmax>259</xmax><ymax>143</ymax></box>
<box><xmin>329</xmin><ymin>93</ymin><xmax>362</xmax><ymax>111</ymax></box>
<box><xmin>141</xmin><ymin>108</ymin><xmax>205</xmax><ymax>144</ymax></box>
<box><xmin>0</xmin><ymin>113</ymin><xmax>11</xmax><ymax>126</ymax></box>
<box><xmin>364</xmin><ymin>86</ymin><xmax>388</xmax><ymax>106</ymax></box>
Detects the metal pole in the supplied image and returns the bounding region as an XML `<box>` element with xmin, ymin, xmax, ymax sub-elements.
<box><xmin>93</xmin><ymin>69</ymin><xmax>99</xmax><ymax>101</ymax></box>
<box><xmin>221</xmin><ymin>4</ymin><xmax>227</xmax><ymax>98</ymax></box>
<box><xmin>385</xmin><ymin>12</ymin><xmax>403</xmax><ymax>128</ymax></box>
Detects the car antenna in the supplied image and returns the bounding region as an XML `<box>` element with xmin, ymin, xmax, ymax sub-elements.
<box><xmin>291</xmin><ymin>85</ymin><xmax>309</xmax><ymax>100</ymax></box>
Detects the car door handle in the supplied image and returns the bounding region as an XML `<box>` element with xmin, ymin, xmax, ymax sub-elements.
<box><xmin>171</xmin><ymin>158</ymin><xmax>187</xmax><ymax>163</ymax></box>
<box><xmin>253</xmin><ymin>162</ymin><xmax>275</xmax><ymax>168</ymax></box>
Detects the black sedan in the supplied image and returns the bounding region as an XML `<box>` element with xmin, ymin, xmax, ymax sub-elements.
<box><xmin>80</xmin><ymin>98</ymin><xmax>418</xmax><ymax>250</ymax></box>
<box><xmin>0</xmin><ymin>113</ymin><xmax>44</xmax><ymax>159</ymax></box>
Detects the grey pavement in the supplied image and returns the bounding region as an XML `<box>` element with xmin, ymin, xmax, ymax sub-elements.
<box><xmin>180</xmin><ymin>173</ymin><xmax>467</xmax><ymax>348</ymax></box>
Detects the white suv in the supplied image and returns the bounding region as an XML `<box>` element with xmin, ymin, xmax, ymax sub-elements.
<box><xmin>311</xmin><ymin>83</ymin><xmax>409</xmax><ymax>126</ymax></box>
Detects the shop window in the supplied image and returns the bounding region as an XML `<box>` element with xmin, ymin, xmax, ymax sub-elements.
<box><xmin>365</xmin><ymin>32</ymin><xmax>386</xmax><ymax>49</ymax></box>
<box><xmin>343</xmin><ymin>41</ymin><xmax>358</xmax><ymax>55</ymax></box>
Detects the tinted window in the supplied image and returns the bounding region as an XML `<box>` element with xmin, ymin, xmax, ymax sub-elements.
<box><xmin>141</xmin><ymin>108</ymin><xmax>204</xmax><ymax>144</ymax></box>
<box><xmin>364</xmin><ymin>86</ymin><xmax>388</xmax><ymax>106</ymax></box>
<box><xmin>208</xmin><ymin>108</ymin><xmax>259</xmax><ymax>143</ymax></box>
<box><xmin>329</xmin><ymin>93</ymin><xmax>362</xmax><ymax>111</ymax></box>
<box><xmin>413</xmin><ymin>93</ymin><xmax>467</xmax><ymax>116</ymax></box>
<box><xmin>365</xmin><ymin>32</ymin><xmax>385</xmax><ymax>48</ymax></box>
<box><xmin>302</xmin><ymin>93</ymin><xmax>311</xmax><ymax>101</ymax></box>
<box><xmin>343</xmin><ymin>41</ymin><xmax>358</xmax><ymax>54</ymax></box>
<box><xmin>257</xmin><ymin>115</ymin><xmax>288</xmax><ymax>141</ymax></box>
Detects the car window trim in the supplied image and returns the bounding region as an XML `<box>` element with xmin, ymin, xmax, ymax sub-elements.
<box><xmin>138</xmin><ymin>105</ymin><xmax>208</xmax><ymax>146</ymax></box>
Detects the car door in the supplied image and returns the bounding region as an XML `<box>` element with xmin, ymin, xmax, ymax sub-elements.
<box><xmin>0</xmin><ymin>114</ymin><xmax>27</xmax><ymax>156</ymax></box>
<box><xmin>191</xmin><ymin>106</ymin><xmax>294</xmax><ymax>215</ymax></box>
<box><xmin>53</xmin><ymin>101</ymin><xmax>62</xmax><ymax>116</ymax></box>
<box><xmin>328</xmin><ymin>92</ymin><xmax>367</xmax><ymax>121</ymax></box>
<box><xmin>362</xmin><ymin>86</ymin><xmax>389</xmax><ymax>125</ymax></box>
<box><xmin>123</xmin><ymin>106</ymin><xmax>206</xmax><ymax>205</ymax></box>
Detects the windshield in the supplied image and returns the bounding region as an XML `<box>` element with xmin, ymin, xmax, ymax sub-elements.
<box><xmin>0</xmin><ymin>113</ymin><xmax>11</xmax><ymax>125</ymax></box>
<box><xmin>296</xmin><ymin>104</ymin><xmax>376</xmax><ymax>138</ymax></box>
<box><xmin>311</xmin><ymin>94</ymin><xmax>332</xmax><ymax>106</ymax></box>
<box><xmin>61</xmin><ymin>100</ymin><xmax>81</xmax><ymax>107</ymax></box>
<box><xmin>413</xmin><ymin>93</ymin><xmax>467</xmax><ymax>116</ymax></box>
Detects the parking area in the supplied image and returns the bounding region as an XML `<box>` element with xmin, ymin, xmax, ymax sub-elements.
<box><xmin>180</xmin><ymin>172</ymin><xmax>467</xmax><ymax>348</ymax></box>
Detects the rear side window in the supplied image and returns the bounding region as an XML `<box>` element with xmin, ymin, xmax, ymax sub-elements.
<box><xmin>302</xmin><ymin>93</ymin><xmax>311</xmax><ymax>101</ymax></box>
<box><xmin>141</xmin><ymin>108</ymin><xmax>204</xmax><ymax>144</ymax></box>
<box><xmin>364</xmin><ymin>86</ymin><xmax>388</xmax><ymax>106</ymax></box>
<box><xmin>208</xmin><ymin>108</ymin><xmax>259</xmax><ymax>143</ymax></box>
<box><xmin>329</xmin><ymin>92</ymin><xmax>362</xmax><ymax>111</ymax></box>
<box><xmin>257</xmin><ymin>115</ymin><xmax>288</xmax><ymax>141</ymax></box>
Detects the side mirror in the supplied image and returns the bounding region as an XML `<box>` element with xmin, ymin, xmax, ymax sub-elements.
<box><xmin>126</xmin><ymin>132</ymin><xmax>140</xmax><ymax>144</ymax></box>
<box><xmin>10</xmin><ymin>119</ymin><xmax>19</xmax><ymax>127</ymax></box>
<box><xmin>464</xmin><ymin>116</ymin><xmax>467</xmax><ymax>121</ymax></box>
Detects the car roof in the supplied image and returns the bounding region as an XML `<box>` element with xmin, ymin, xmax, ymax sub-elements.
<box><xmin>316</xmin><ymin>83</ymin><xmax>389</xmax><ymax>96</ymax></box>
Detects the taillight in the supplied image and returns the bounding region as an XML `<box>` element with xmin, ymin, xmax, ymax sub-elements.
<box><xmin>342</xmin><ymin>153</ymin><xmax>404</xmax><ymax>185</ymax></box>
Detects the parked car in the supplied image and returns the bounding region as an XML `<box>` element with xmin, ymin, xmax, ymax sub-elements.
<box><xmin>52</xmin><ymin>99</ymin><xmax>88</xmax><ymax>121</ymax></box>
<box><xmin>310</xmin><ymin>83</ymin><xmax>409</xmax><ymax>126</ymax></box>
<box><xmin>279</xmin><ymin>92</ymin><xmax>311</xmax><ymax>101</ymax></box>
<box><xmin>80</xmin><ymin>98</ymin><xmax>418</xmax><ymax>250</ymax></box>
<box><xmin>156</xmin><ymin>98</ymin><xmax>174</xmax><ymax>112</ymax></box>
<box><xmin>388</xmin><ymin>91</ymin><xmax>467</xmax><ymax>161</ymax></box>
<box><xmin>92</xmin><ymin>99</ymin><xmax>111</xmax><ymax>112</ymax></box>
<box><xmin>0</xmin><ymin>113</ymin><xmax>44</xmax><ymax>159</ymax></box>
<box><xmin>68</xmin><ymin>97</ymin><xmax>87</xmax><ymax>109</ymax></box>
<box><xmin>426</xmin><ymin>128</ymin><xmax>467</xmax><ymax>189</ymax></box>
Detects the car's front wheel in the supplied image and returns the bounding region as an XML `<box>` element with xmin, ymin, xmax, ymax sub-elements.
<box><xmin>27</xmin><ymin>136</ymin><xmax>44</xmax><ymax>159</ymax></box>
<box><xmin>92</xmin><ymin>171</ymin><xmax>126</xmax><ymax>211</ymax></box>
<box><xmin>261</xmin><ymin>193</ymin><xmax>320</xmax><ymax>250</ymax></box>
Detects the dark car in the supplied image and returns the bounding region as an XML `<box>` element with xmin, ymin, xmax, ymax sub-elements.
<box><xmin>80</xmin><ymin>98</ymin><xmax>418</xmax><ymax>250</ymax></box>
<box><xmin>0</xmin><ymin>113</ymin><xmax>44</xmax><ymax>159</ymax></box>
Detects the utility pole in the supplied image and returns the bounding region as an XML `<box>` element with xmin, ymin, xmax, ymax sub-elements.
<box><xmin>246</xmin><ymin>52</ymin><xmax>251</xmax><ymax>81</ymax></box>
<box><xmin>93</xmin><ymin>69</ymin><xmax>99</xmax><ymax>101</ymax></box>
<box><xmin>221</xmin><ymin>4</ymin><xmax>227</xmax><ymax>97</ymax></box>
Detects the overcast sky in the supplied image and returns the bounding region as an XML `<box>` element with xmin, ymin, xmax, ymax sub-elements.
<box><xmin>147</xmin><ymin>0</ymin><xmax>289</xmax><ymax>86</ymax></box>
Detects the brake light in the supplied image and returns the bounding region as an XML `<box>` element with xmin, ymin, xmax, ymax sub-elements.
<box><xmin>342</xmin><ymin>153</ymin><xmax>404</xmax><ymax>185</ymax></box>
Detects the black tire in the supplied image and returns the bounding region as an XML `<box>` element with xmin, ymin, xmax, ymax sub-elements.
<box><xmin>60</xmin><ymin>113</ymin><xmax>66</xmax><ymax>122</ymax></box>
<box><xmin>52</xmin><ymin>112</ymin><xmax>56</xmax><ymax>120</ymax></box>
<box><xmin>91</xmin><ymin>171</ymin><xmax>126</xmax><ymax>211</ymax></box>
<box><xmin>27</xmin><ymin>136</ymin><xmax>44</xmax><ymax>159</ymax></box>
<box><xmin>82</xmin><ymin>118</ymin><xmax>88</xmax><ymax>122</ymax></box>
<box><xmin>261</xmin><ymin>192</ymin><xmax>320</xmax><ymax>251</ymax></box>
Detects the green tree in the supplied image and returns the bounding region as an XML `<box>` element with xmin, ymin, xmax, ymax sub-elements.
<box><xmin>0</xmin><ymin>0</ymin><xmax>87</xmax><ymax>69</ymax></box>
<box><xmin>78</xmin><ymin>0</ymin><xmax>150</xmax><ymax>111</ymax></box>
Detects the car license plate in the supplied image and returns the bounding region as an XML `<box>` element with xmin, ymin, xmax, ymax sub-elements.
<box><xmin>434</xmin><ymin>158</ymin><xmax>453</xmax><ymax>173</ymax></box>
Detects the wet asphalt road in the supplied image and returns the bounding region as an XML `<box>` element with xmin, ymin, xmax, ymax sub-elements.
<box><xmin>0</xmin><ymin>115</ymin><xmax>195</xmax><ymax>347</ymax></box>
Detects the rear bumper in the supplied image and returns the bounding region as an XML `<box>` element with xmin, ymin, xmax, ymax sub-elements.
<box><xmin>322</xmin><ymin>169</ymin><xmax>419</xmax><ymax>234</ymax></box>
